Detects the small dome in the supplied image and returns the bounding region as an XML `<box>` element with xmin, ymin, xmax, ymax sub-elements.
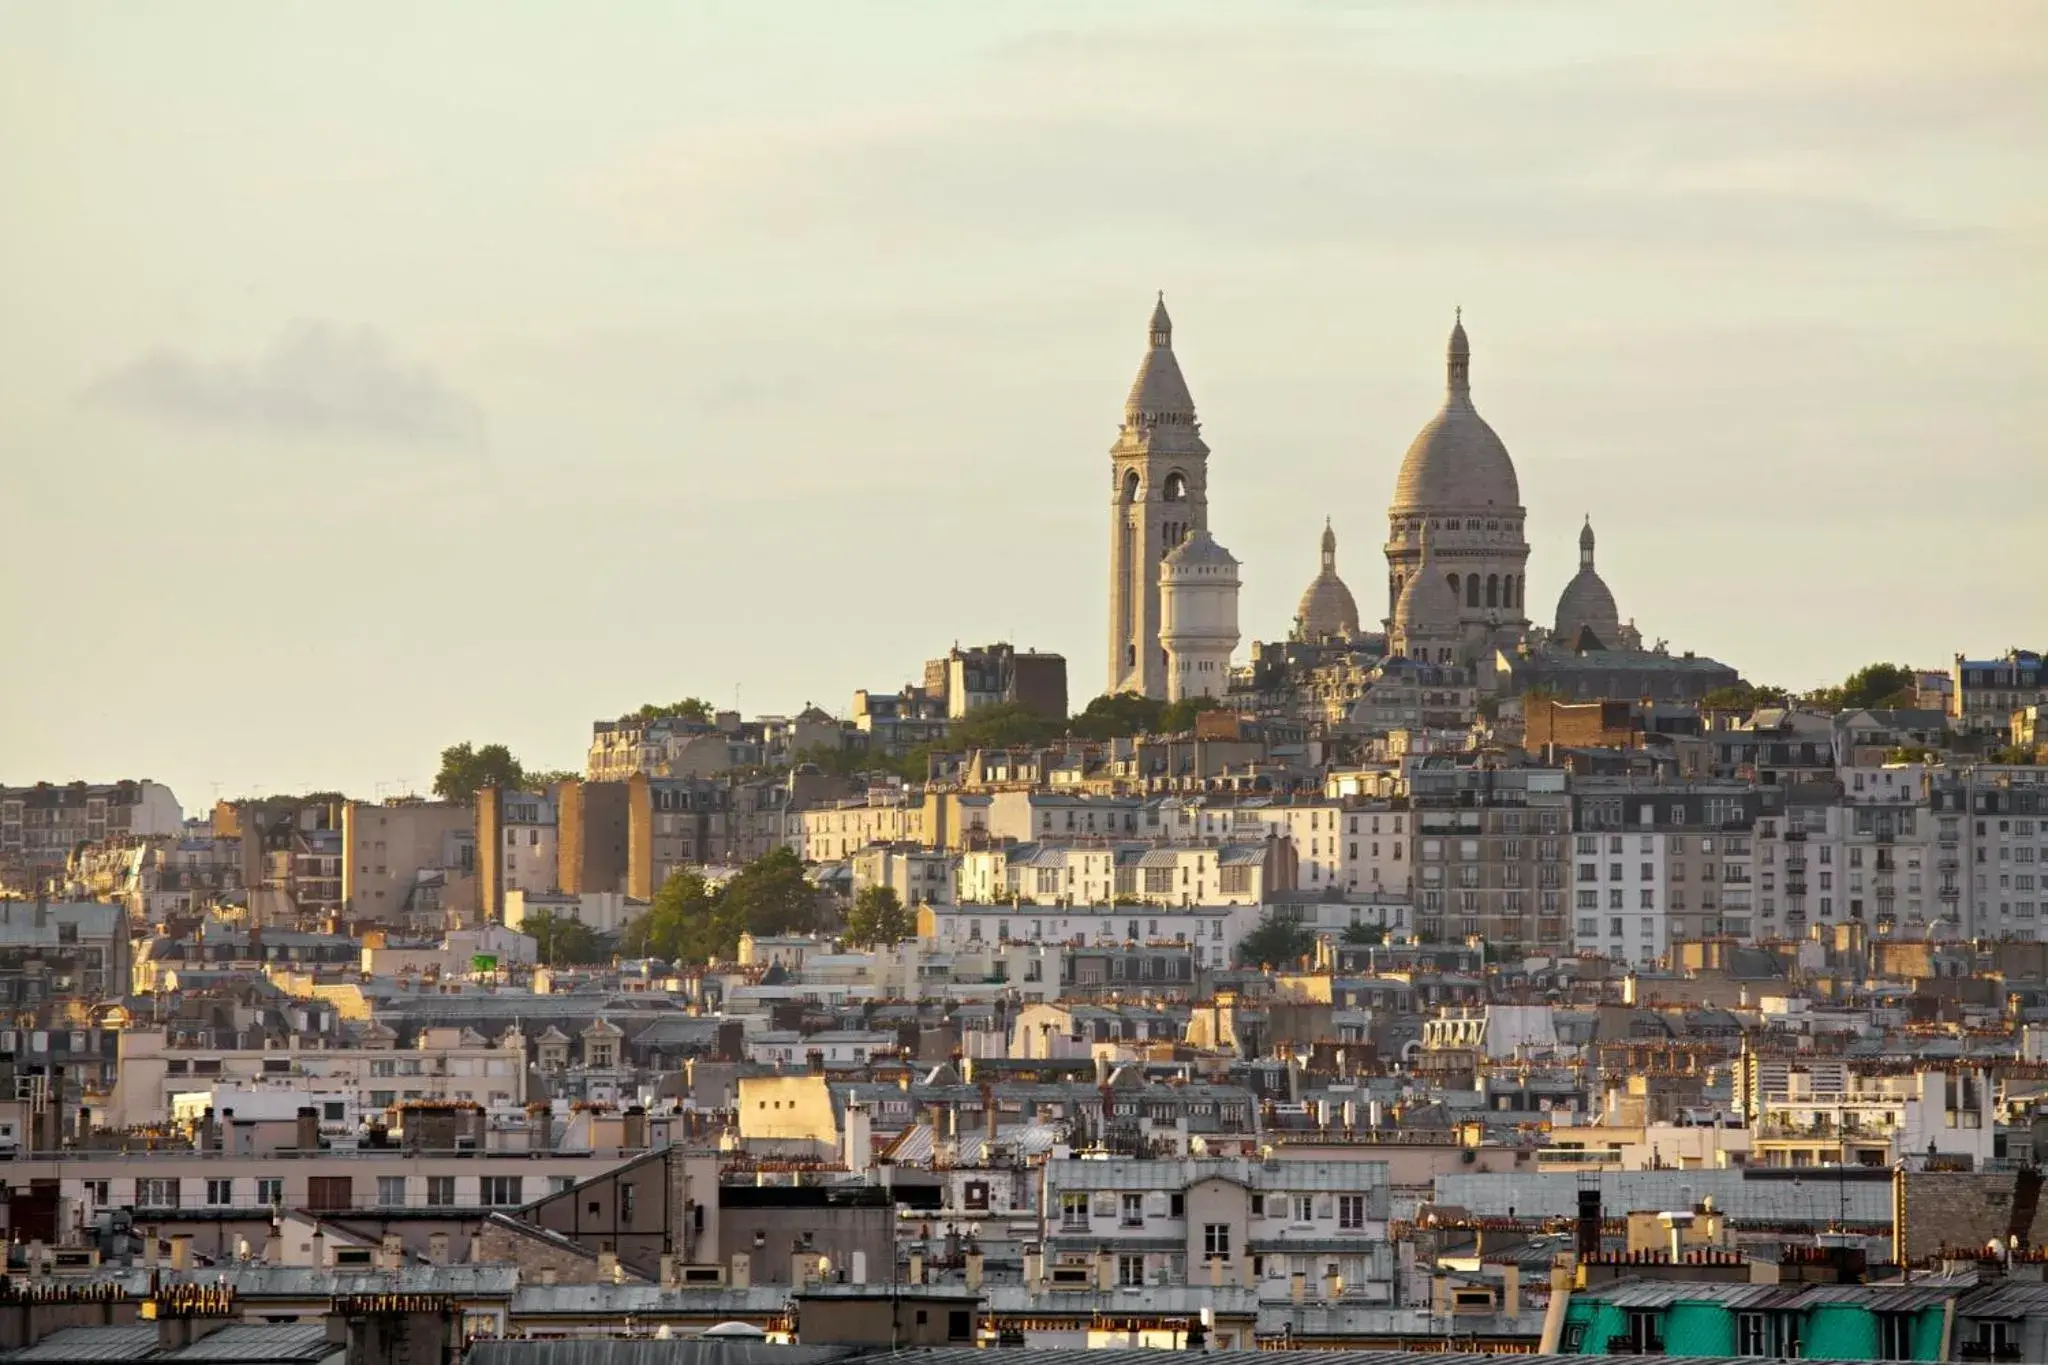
<box><xmin>1295</xmin><ymin>519</ymin><xmax>1359</xmax><ymax>640</ymax></box>
<box><xmin>1554</xmin><ymin>517</ymin><xmax>1621</xmax><ymax>648</ymax></box>
<box><xmin>1394</xmin><ymin>527</ymin><xmax>1459</xmax><ymax>640</ymax></box>
<box><xmin>1125</xmin><ymin>293</ymin><xmax>1195</xmax><ymax>423</ymax></box>
<box><xmin>1391</xmin><ymin>315</ymin><xmax>1520</xmax><ymax>511</ymax></box>
<box><xmin>1163</xmin><ymin>527</ymin><xmax>1237</xmax><ymax>573</ymax></box>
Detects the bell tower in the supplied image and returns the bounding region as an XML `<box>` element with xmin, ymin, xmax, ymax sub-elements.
<box><xmin>1108</xmin><ymin>294</ymin><xmax>1209</xmax><ymax>698</ymax></box>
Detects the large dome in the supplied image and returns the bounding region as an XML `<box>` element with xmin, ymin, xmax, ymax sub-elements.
<box><xmin>1294</xmin><ymin>520</ymin><xmax>1360</xmax><ymax>640</ymax></box>
<box><xmin>1390</xmin><ymin>316</ymin><xmax>1520</xmax><ymax>511</ymax></box>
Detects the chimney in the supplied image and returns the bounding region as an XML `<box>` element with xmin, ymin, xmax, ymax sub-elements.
<box><xmin>659</xmin><ymin>1254</ymin><xmax>679</xmax><ymax>1289</ymax></box>
<box><xmin>428</xmin><ymin>1232</ymin><xmax>450</xmax><ymax>1266</ymax></box>
<box><xmin>295</xmin><ymin>1106</ymin><xmax>320</xmax><ymax>1152</ymax></box>
<box><xmin>843</xmin><ymin>1101</ymin><xmax>873</xmax><ymax>1176</ymax></box>
<box><xmin>169</xmin><ymin>1235</ymin><xmax>192</xmax><ymax>1270</ymax></box>
<box><xmin>730</xmin><ymin>1253</ymin><xmax>752</xmax><ymax>1290</ymax></box>
<box><xmin>527</xmin><ymin>1104</ymin><xmax>554</xmax><ymax>1152</ymax></box>
<box><xmin>379</xmin><ymin>1235</ymin><xmax>404</xmax><ymax>1270</ymax></box>
<box><xmin>541</xmin><ymin>1267</ymin><xmax>558</xmax><ymax>1286</ymax></box>
<box><xmin>965</xmin><ymin>1245</ymin><xmax>985</xmax><ymax>1292</ymax></box>
<box><xmin>1097</xmin><ymin>1247</ymin><xmax>1116</xmax><ymax>1292</ymax></box>
<box><xmin>1503</xmin><ymin>1264</ymin><xmax>1522</xmax><ymax>1318</ymax></box>
<box><xmin>468</xmin><ymin>1235</ymin><xmax>485</xmax><ymax>1265</ymax></box>
<box><xmin>1023</xmin><ymin>1245</ymin><xmax>1043</xmax><ymax>1287</ymax></box>
<box><xmin>1575</xmin><ymin>1187</ymin><xmax>1602</xmax><ymax>1259</ymax></box>
<box><xmin>623</xmin><ymin>1106</ymin><xmax>648</xmax><ymax>1151</ymax></box>
<box><xmin>597</xmin><ymin>1251</ymin><xmax>620</xmax><ymax>1283</ymax></box>
<box><xmin>909</xmin><ymin>1250</ymin><xmax>925</xmax><ymax>1286</ymax></box>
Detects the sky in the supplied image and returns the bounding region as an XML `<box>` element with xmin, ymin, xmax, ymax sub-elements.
<box><xmin>2</xmin><ymin>1</ymin><xmax>2043</xmax><ymax>810</ymax></box>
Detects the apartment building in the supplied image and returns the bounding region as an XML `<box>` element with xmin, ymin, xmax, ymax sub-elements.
<box><xmin>1039</xmin><ymin>1156</ymin><xmax>1392</xmax><ymax>1302</ymax></box>
<box><xmin>1408</xmin><ymin>762</ymin><xmax>1570</xmax><ymax>951</ymax></box>
<box><xmin>1955</xmin><ymin>765</ymin><xmax>2048</xmax><ymax>940</ymax></box>
<box><xmin>1569</xmin><ymin>781</ymin><xmax>1765</xmax><ymax>962</ymax></box>
<box><xmin>955</xmin><ymin>839</ymin><xmax>1293</xmax><ymax>910</ymax></box>
<box><xmin>0</xmin><ymin>900</ymin><xmax>129</xmax><ymax>1007</ymax></box>
<box><xmin>850</xmin><ymin>844</ymin><xmax>958</xmax><ymax>908</ymax></box>
<box><xmin>477</xmin><ymin>786</ymin><xmax>559</xmax><ymax>920</ymax></box>
<box><xmin>105</xmin><ymin>1026</ymin><xmax>528</xmax><ymax>1130</ymax></box>
<box><xmin>1951</xmin><ymin>648</ymin><xmax>2047</xmax><ymax>736</ymax></box>
<box><xmin>1736</xmin><ymin>1056</ymin><xmax>1994</xmax><ymax>1169</ymax></box>
<box><xmin>924</xmin><ymin>899</ymin><xmax>1261</xmax><ymax>968</ymax></box>
<box><xmin>561</xmin><ymin>774</ymin><xmax>808</xmax><ymax>898</ymax></box>
<box><xmin>0</xmin><ymin>779</ymin><xmax>183</xmax><ymax>884</ymax></box>
<box><xmin>342</xmin><ymin>800</ymin><xmax>475</xmax><ymax>924</ymax></box>
<box><xmin>923</xmin><ymin>642</ymin><xmax>1068</xmax><ymax>721</ymax></box>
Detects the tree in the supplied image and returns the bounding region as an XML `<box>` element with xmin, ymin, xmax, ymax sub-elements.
<box><xmin>627</xmin><ymin>698</ymin><xmax>714</xmax><ymax>724</ymax></box>
<box><xmin>950</xmin><ymin>702</ymin><xmax>1065</xmax><ymax>751</ymax></box>
<box><xmin>623</xmin><ymin>870</ymin><xmax>738</xmax><ymax>965</ymax></box>
<box><xmin>1839</xmin><ymin>663</ymin><xmax>1917</xmax><ymax>711</ymax></box>
<box><xmin>722</xmin><ymin>846</ymin><xmax>824</xmax><ymax>937</ymax></box>
<box><xmin>522</xmin><ymin>910</ymin><xmax>607</xmax><ymax>965</ymax></box>
<box><xmin>1237</xmin><ymin>912</ymin><xmax>1318</xmax><ymax>969</ymax></box>
<box><xmin>1068</xmin><ymin>692</ymin><xmax>1166</xmax><ymax>740</ymax></box>
<box><xmin>1340</xmin><ymin>923</ymin><xmax>1386</xmax><ymax>946</ymax></box>
<box><xmin>523</xmin><ymin>769</ymin><xmax>581</xmax><ymax>789</ymax></box>
<box><xmin>1158</xmin><ymin>695</ymin><xmax>1222</xmax><ymax>734</ymax></box>
<box><xmin>432</xmin><ymin>743</ymin><xmax>525</xmax><ymax>802</ymax></box>
<box><xmin>842</xmin><ymin>886</ymin><xmax>916</xmax><ymax>949</ymax></box>
<box><xmin>1701</xmin><ymin>682</ymin><xmax>1790</xmax><ymax>711</ymax></box>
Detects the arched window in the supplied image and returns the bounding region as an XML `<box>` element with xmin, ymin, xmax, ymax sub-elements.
<box><xmin>1122</xmin><ymin>470</ymin><xmax>1141</xmax><ymax>503</ymax></box>
<box><xmin>1466</xmin><ymin>575</ymin><xmax>1481</xmax><ymax>608</ymax></box>
<box><xmin>1514</xmin><ymin>574</ymin><xmax>1524</xmax><ymax>609</ymax></box>
<box><xmin>1162</xmin><ymin>471</ymin><xmax>1188</xmax><ymax>502</ymax></box>
<box><xmin>1486</xmin><ymin>574</ymin><xmax>1500</xmax><ymax>608</ymax></box>
<box><xmin>1447</xmin><ymin>572</ymin><xmax>1460</xmax><ymax>599</ymax></box>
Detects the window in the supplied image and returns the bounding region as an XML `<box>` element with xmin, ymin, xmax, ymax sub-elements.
<box><xmin>378</xmin><ymin>1176</ymin><xmax>407</xmax><ymax>1206</ymax></box>
<box><xmin>139</xmin><ymin>1179</ymin><xmax>179</xmax><ymax>1208</ymax></box>
<box><xmin>1203</xmin><ymin>1223</ymin><xmax>1230</xmax><ymax>1259</ymax></box>
<box><xmin>1338</xmin><ymin>1195</ymin><xmax>1366</xmax><ymax>1230</ymax></box>
<box><xmin>481</xmin><ymin>1176</ymin><xmax>523</xmax><ymax>1206</ymax></box>
<box><xmin>1061</xmin><ymin>1192</ymin><xmax>1090</xmax><ymax>1229</ymax></box>
<box><xmin>1293</xmin><ymin>1195</ymin><xmax>1314</xmax><ymax>1222</ymax></box>
<box><xmin>621</xmin><ymin>1183</ymin><xmax>636</xmax><ymax>1222</ymax></box>
<box><xmin>426</xmin><ymin>1176</ymin><xmax>456</xmax><ymax>1207</ymax></box>
<box><xmin>1118</xmin><ymin>1254</ymin><xmax>1145</xmax><ymax>1287</ymax></box>
<box><xmin>307</xmin><ymin>1176</ymin><xmax>353</xmax><ymax>1212</ymax></box>
<box><xmin>256</xmin><ymin>1178</ymin><xmax>283</xmax><ymax>1207</ymax></box>
<box><xmin>206</xmin><ymin>1179</ymin><xmax>234</xmax><ymax>1207</ymax></box>
<box><xmin>1120</xmin><ymin>1192</ymin><xmax>1144</xmax><ymax>1227</ymax></box>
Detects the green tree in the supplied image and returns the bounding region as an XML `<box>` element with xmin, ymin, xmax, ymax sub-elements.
<box><xmin>950</xmin><ymin>702</ymin><xmax>1065</xmax><ymax>750</ymax></box>
<box><xmin>523</xmin><ymin>769</ymin><xmax>581</xmax><ymax>789</ymax></box>
<box><xmin>432</xmin><ymin>743</ymin><xmax>525</xmax><ymax>802</ymax></box>
<box><xmin>1701</xmin><ymin>682</ymin><xmax>1790</xmax><ymax>711</ymax></box>
<box><xmin>1340</xmin><ymin>923</ymin><xmax>1386</xmax><ymax>946</ymax></box>
<box><xmin>1838</xmin><ymin>663</ymin><xmax>1917</xmax><ymax>711</ymax></box>
<box><xmin>628</xmin><ymin>697</ymin><xmax>714</xmax><ymax>723</ymax></box>
<box><xmin>1237</xmin><ymin>912</ymin><xmax>1318</xmax><ymax>969</ymax></box>
<box><xmin>842</xmin><ymin>886</ymin><xmax>916</xmax><ymax>949</ymax></box>
<box><xmin>522</xmin><ymin>910</ymin><xmax>607</xmax><ymax>965</ymax></box>
<box><xmin>1158</xmin><ymin>695</ymin><xmax>1222</xmax><ymax>733</ymax></box>
<box><xmin>1068</xmin><ymin>692</ymin><xmax>1166</xmax><ymax>740</ymax></box>
<box><xmin>723</xmin><ymin>846</ymin><xmax>824</xmax><ymax>937</ymax></box>
<box><xmin>623</xmin><ymin>870</ymin><xmax>739</xmax><ymax>964</ymax></box>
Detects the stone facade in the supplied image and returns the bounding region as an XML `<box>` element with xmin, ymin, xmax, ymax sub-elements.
<box><xmin>1109</xmin><ymin>296</ymin><xmax>1209</xmax><ymax>699</ymax></box>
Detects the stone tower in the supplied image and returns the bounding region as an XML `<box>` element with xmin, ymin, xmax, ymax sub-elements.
<box><xmin>1384</xmin><ymin>312</ymin><xmax>1530</xmax><ymax>663</ymax></box>
<box><xmin>1109</xmin><ymin>294</ymin><xmax>1209</xmax><ymax>698</ymax></box>
<box><xmin>1159</xmin><ymin>528</ymin><xmax>1240</xmax><ymax>702</ymax></box>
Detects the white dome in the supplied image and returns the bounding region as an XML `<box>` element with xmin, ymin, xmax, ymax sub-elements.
<box><xmin>1295</xmin><ymin>521</ymin><xmax>1359</xmax><ymax>639</ymax></box>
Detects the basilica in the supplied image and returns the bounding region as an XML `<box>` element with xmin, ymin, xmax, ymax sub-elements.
<box><xmin>1105</xmin><ymin>297</ymin><xmax>1723</xmax><ymax>718</ymax></box>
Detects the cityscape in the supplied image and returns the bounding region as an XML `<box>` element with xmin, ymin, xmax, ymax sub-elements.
<box><xmin>4</xmin><ymin>5</ymin><xmax>2045</xmax><ymax>1365</ymax></box>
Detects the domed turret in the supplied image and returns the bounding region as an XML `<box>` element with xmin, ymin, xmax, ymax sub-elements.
<box><xmin>1392</xmin><ymin>524</ymin><xmax>1460</xmax><ymax>662</ymax></box>
<box><xmin>1159</xmin><ymin>528</ymin><xmax>1240</xmax><ymax>702</ymax></box>
<box><xmin>1553</xmin><ymin>516</ymin><xmax>1622</xmax><ymax>650</ymax></box>
<box><xmin>1294</xmin><ymin>519</ymin><xmax>1360</xmax><ymax>642</ymax></box>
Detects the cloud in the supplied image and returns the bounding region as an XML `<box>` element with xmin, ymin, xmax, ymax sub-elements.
<box><xmin>84</xmin><ymin>322</ymin><xmax>484</xmax><ymax>450</ymax></box>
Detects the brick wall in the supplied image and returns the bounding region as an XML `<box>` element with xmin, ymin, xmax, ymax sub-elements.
<box><xmin>1894</xmin><ymin>1169</ymin><xmax>2048</xmax><ymax>1263</ymax></box>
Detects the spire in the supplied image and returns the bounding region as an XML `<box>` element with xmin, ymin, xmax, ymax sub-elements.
<box><xmin>1122</xmin><ymin>292</ymin><xmax>1199</xmax><ymax>436</ymax></box>
<box><xmin>1447</xmin><ymin>308</ymin><xmax>1470</xmax><ymax>400</ymax></box>
<box><xmin>1320</xmin><ymin>518</ymin><xmax>1337</xmax><ymax>572</ymax></box>
<box><xmin>1579</xmin><ymin>515</ymin><xmax>1595</xmax><ymax>569</ymax></box>
<box><xmin>1149</xmin><ymin>291</ymin><xmax>1172</xmax><ymax>349</ymax></box>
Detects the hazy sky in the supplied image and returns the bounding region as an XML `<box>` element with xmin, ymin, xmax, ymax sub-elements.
<box><xmin>3</xmin><ymin>1</ymin><xmax>2043</xmax><ymax>809</ymax></box>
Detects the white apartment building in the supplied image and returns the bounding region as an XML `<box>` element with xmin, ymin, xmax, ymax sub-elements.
<box><xmin>1571</xmin><ymin>782</ymin><xmax>1763</xmax><ymax>963</ymax></box>
<box><xmin>925</xmin><ymin>900</ymin><xmax>1261</xmax><ymax>968</ymax></box>
<box><xmin>1954</xmin><ymin>765</ymin><xmax>2048</xmax><ymax>940</ymax></box>
<box><xmin>1156</xmin><ymin>799</ymin><xmax>1409</xmax><ymax>895</ymax></box>
<box><xmin>955</xmin><ymin>840</ymin><xmax>1291</xmax><ymax>910</ymax></box>
<box><xmin>1039</xmin><ymin>1156</ymin><xmax>1393</xmax><ymax>1304</ymax></box>
<box><xmin>794</xmin><ymin>796</ymin><xmax>918</xmax><ymax>861</ymax></box>
<box><xmin>107</xmin><ymin>1026</ymin><xmax>529</xmax><ymax>1130</ymax></box>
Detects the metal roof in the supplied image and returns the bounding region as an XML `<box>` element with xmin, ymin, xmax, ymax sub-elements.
<box><xmin>864</xmin><ymin>1350</ymin><xmax>1844</xmax><ymax>1365</ymax></box>
<box><xmin>160</xmin><ymin>1324</ymin><xmax>338</xmax><ymax>1363</ymax></box>
<box><xmin>1431</xmin><ymin>1169</ymin><xmax>1894</xmax><ymax>1226</ymax></box>
<box><xmin>1</xmin><ymin>1327</ymin><xmax>162</xmax><ymax>1363</ymax></box>
<box><xmin>467</xmin><ymin>1344</ymin><xmax>854</xmax><ymax>1365</ymax></box>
